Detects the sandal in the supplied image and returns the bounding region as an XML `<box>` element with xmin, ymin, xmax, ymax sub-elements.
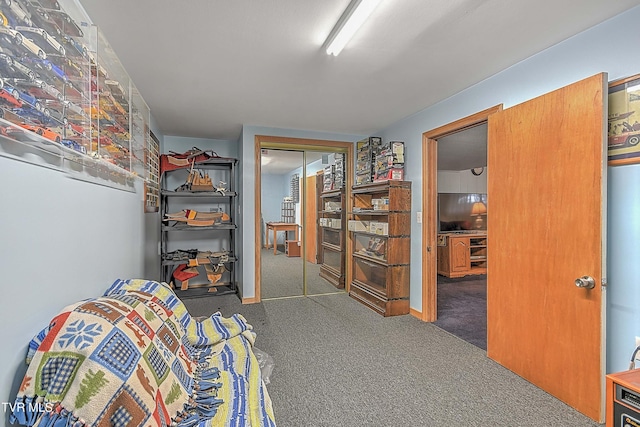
<box><xmin>164</xmin><ymin>210</ymin><xmax>225</xmax><ymax>226</ymax></box>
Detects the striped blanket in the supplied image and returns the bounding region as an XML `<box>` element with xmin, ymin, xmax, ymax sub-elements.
<box><xmin>10</xmin><ymin>279</ymin><xmax>276</xmax><ymax>427</ymax></box>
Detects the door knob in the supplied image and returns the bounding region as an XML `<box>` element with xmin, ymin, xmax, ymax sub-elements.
<box><xmin>575</xmin><ymin>276</ymin><xmax>596</xmax><ymax>289</ymax></box>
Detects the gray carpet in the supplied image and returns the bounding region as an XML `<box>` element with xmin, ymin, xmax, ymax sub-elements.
<box><xmin>184</xmin><ymin>293</ymin><xmax>602</xmax><ymax>427</ymax></box>
<box><xmin>261</xmin><ymin>247</ymin><xmax>344</xmax><ymax>299</ymax></box>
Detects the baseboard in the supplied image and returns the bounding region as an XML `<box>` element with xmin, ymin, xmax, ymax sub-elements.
<box><xmin>242</xmin><ymin>296</ymin><xmax>260</xmax><ymax>304</ymax></box>
<box><xmin>410</xmin><ymin>307</ymin><xmax>422</xmax><ymax>319</ymax></box>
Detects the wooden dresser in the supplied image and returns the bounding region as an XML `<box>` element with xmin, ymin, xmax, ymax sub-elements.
<box><xmin>437</xmin><ymin>232</ymin><xmax>487</xmax><ymax>278</ymax></box>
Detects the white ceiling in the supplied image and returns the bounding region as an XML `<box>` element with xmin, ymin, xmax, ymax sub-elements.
<box><xmin>260</xmin><ymin>149</ymin><xmax>324</xmax><ymax>174</ymax></box>
<box><xmin>78</xmin><ymin>0</ymin><xmax>640</xmax><ymax>166</ymax></box>
<box><xmin>438</xmin><ymin>123</ymin><xmax>488</xmax><ymax>171</ymax></box>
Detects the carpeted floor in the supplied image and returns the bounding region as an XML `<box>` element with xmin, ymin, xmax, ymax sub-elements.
<box><xmin>184</xmin><ymin>293</ymin><xmax>602</xmax><ymax>427</ymax></box>
<box><xmin>261</xmin><ymin>247</ymin><xmax>344</xmax><ymax>299</ymax></box>
<box><xmin>434</xmin><ymin>274</ymin><xmax>487</xmax><ymax>350</ymax></box>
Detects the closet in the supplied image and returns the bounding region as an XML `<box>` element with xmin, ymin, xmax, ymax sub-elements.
<box><xmin>256</xmin><ymin>137</ymin><xmax>353</xmax><ymax>300</ymax></box>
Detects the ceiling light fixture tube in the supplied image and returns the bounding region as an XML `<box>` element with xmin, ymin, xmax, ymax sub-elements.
<box><xmin>324</xmin><ymin>0</ymin><xmax>383</xmax><ymax>56</ymax></box>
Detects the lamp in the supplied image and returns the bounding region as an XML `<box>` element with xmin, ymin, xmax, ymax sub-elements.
<box><xmin>471</xmin><ymin>202</ymin><xmax>487</xmax><ymax>229</ymax></box>
<box><xmin>324</xmin><ymin>0</ymin><xmax>383</xmax><ymax>56</ymax></box>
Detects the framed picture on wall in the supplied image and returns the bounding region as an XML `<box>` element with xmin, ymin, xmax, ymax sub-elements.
<box><xmin>608</xmin><ymin>74</ymin><xmax>640</xmax><ymax>165</ymax></box>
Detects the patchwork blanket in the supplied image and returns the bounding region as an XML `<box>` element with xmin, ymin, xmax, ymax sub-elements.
<box><xmin>10</xmin><ymin>279</ymin><xmax>276</xmax><ymax>427</ymax></box>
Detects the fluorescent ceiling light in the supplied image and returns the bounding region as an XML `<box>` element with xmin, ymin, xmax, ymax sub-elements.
<box><xmin>627</xmin><ymin>83</ymin><xmax>640</xmax><ymax>93</ymax></box>
<box><xmin>324</xmin><ymin>0</ymin><xmax>383</xmax><ymax>56</ymax></box>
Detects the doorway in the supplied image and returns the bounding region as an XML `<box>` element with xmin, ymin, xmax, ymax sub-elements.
<box><xmin>420</xmin><ymin>74</ymin><xmax>607</xmax><ymax>423</ymax></box>
<box><xmin>420</xmin><ymin>105</ymin><xmax>502</xmax><ymax>331</ymax></box>
<box><xmin>254</xmin><ymin>136</ymin><xmax>354</xmax><ymax>301</ymax></box>
<box><xmin>431</xmin><ymin>123</ymin><xmax>489</xmax><ymax>349</ymax></box>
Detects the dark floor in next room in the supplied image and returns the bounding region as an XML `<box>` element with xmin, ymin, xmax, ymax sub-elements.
<box><xmin>433</xmin><ymin>274</ymin><xmax>487</xmax><ymax>350</ymax></box>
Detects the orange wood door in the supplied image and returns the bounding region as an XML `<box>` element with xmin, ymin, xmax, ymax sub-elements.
<box><xmin>487</xmin><ymin>73</ymin><xmax>606</xmax><ymax>422</ymax></box>
<box><xmin>304</xmin><ymin>175</ymin><xmax>317</xmax><ymax>263</ymax></box>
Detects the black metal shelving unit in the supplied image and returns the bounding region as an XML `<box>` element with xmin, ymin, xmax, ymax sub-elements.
<box><xmin>160</xmin><ymin>157</ymin><xmax>238</xmax><ymax>298</ymax></box>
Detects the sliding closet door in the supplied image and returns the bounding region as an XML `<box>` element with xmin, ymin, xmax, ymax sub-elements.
<box><xmin>303</xmin><ymin>151</ymin><xmax>346</xmax><ymax>296</ymax></box>
<box><xmin>257</xmin><ymin>138</ymin><xmax>352</xmax><ymax>300</ymax></box>
<box><xmin>260</xmin><ymin>149</ymin><xmax>304</xmax><ymax>299</ymax></box>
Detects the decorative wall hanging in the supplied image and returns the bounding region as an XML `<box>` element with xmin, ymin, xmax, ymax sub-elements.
<box><xmin>608</xmin><ymin>74</ymin><xmax>640</xmax><ymax>165</ymax></box>
<box><xmin>144</xmin><ymin>130</ymin><xmax>160</xmax><ymax>212</ymax></box>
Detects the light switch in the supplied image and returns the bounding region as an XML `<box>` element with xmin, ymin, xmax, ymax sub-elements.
<box><xmin>417</xmin><ymin>211</ymin><xmax>422</xmax><ymax>223</ymax></box>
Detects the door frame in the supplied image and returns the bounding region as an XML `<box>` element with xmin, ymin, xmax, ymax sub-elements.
<box><xmin>254</xmin><ymin>135</ymin><xmax>354</xmax><ymax>301</ymax></box>
<box><xmin>304</xmin><ymin>173</ymin><xmax>318</xmax><ymax>263</ymax></box>
<box><xmin>315</xmin><ymin>170</ymin><xmax>324</xmax><ymax>265</ymax></box>
<box><xmin>420</xmin><ymin>105</ymin><xmax>503</xmax><ymax>321</ymax></box>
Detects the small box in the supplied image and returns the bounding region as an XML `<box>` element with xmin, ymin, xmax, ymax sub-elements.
<box><xmin>391</xmin><ymin>141</ymin><xmax>405</xmax><ymax>164</ymax></box>
<box><xmin>374</xmin><ymin>166</ymin><xmax>404</xmax><ymax>182</ymax></box>
<box><xmin>369</xmin><ymin>222</ymin><xmax>389</xmax><ymax>235</ymax></box>
<box><xmin>348</xmin><ymin>220</ymin><xmax>369</xmax><ymax>232</ymax></box>
<box><xmin>329</xmin><ymin>218</ymin><xmax>342</xmax><ymax>229</ymax></box>
<box><xmin>325</xmin><ymin>201</ymin><xmax>341</xmax><ymax>211</ymax></box>
<box><xmin>389</xmin><ymin>168</ymin><xmax>404</xmax><ymax>180</ymax></box>
<box><xmin>286</xmin><ymin>240</ymin><xmax>301</xmax><ymax>257</ymax></box>
<box><xmin>323</xmin><ymin>165</ymin><xmax>335</xmax><ymax>192</ymax></box>
<box><xmin>372</xmin><ymin>198</ymin><xmax>389</xmax><ymax>210</ymax></box>
<box><xmin>355</xmin><ymin>172</ymin><xmax>371</xmax><ymax>186</ymax></box>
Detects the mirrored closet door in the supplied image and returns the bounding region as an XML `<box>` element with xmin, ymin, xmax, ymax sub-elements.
<box><xmin>260</xmin><ymin>147</ymin><xmax>348</xmax><ymax>299</ymax></box>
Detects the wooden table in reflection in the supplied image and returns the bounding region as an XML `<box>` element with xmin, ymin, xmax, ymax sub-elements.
<box><xmin>265</xmin><ymin>222</ymin><xmax>299</xmax><ymax>255</ymax></box>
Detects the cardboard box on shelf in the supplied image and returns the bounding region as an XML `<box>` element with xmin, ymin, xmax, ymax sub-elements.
<box><xmin>391</xmin><ymin>141</ymin><xmax>405</xmax><ymax>164</ymax></box>
<box><xmin>372</xmin><ymin>197</ymin><xmax>389</xmax><ymax>210</ymax></box>
<box><xmin>369</xmin><ymin>221</ymin><xmax>389</xmax><ymax>235</ymax></box>
<box><xmin>324</xmin><ymin>201</ymin><xmax>341</xmax><ymax>211</ymax></box>
<box><xmin>348</xmin><ymin>220</ymin><xmax>369</xmax><ymax>232</ymax></box>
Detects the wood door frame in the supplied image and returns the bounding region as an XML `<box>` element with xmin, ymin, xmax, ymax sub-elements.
<box><xmin>254</xmin><ymin>135</ymin><xmax>354</xmax><ymax>301</ymax></box>
<box><xmin>420</xmin><ymin>105</ymin><xmax>503</xmax><ymax>321</ymax></box>
<box><xmin>304</xmin><ymin>174</ymin><xmax>317</xmax><ymax>263</ymax></box>
<box><xmin>315</xmin><ymin>170</ymin><xmax>324</xmax><ymax>265</ymax></box>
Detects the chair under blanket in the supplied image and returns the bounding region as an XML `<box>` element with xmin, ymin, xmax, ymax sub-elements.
<box><xmin>9</xmin><ymin>279</ymin><xmax>276</xmax><ymax>427</ymax></box>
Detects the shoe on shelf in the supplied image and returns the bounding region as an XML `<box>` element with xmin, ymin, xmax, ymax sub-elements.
<box><xmin>187</xmin><ymin>250</ymin><xmax>230</xmax><ymax>266</ymax></box>
<box><xmin>163</xmin><ymin>249</ymin><xmax>198</xmax><ymax>261</ymax></box>
<box><xmin>164</xmin><ymin>209</ymin><xmax>225</xmax><ymax>226</ymax></box>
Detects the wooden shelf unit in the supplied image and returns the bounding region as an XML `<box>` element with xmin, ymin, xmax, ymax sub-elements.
<box><xmin>606</xmin><ymin>369</ymin><xmax>640</xmax><ymax>427</ymax></box>
<box><xmin>437</xmin><ymin>232</ymin><xmax>487</xmax><ymax>278</ymax></box>
<box><xmin>348</xmin><ymin>180</ymin><xmax>411</xmax><ymax>316</ymax></box>
<box><xmin>318</xmin><ymin>188</ymin><xmax>346</xmax><ymax>288</ymax></box>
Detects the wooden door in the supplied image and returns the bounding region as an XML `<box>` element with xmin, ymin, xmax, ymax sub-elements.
<box><xmin>487</xmin><ymin>73</ymin><xmax>606</xmax><ymax>422</ymax></box>
<box><xmin>304</xmin><ymin>175</ymin><xmax>317</xmax><ymax>263</ymax></box>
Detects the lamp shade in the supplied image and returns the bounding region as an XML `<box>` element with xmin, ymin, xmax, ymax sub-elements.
<box><xmin>471</xmin><ymin>202</ymin><xmax>487</xmax><ymax>216</ymax></box>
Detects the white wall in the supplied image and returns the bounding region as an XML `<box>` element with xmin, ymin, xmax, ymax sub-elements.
<box><xmin>437</xmin><ymin>169</ymin><xmax>487</xmax><ymax>193</ymax></box>
<box><xmin>261</xmin><ymin>173</ymin><xmax>287</xmax><ymax>246</ymax></box>
<box><xmin>163</xmin><ymin>136</ymin><xmax>238</xmax><ymax>159</ymax></box>
<box><xmin>0</xmin><ymin>155</ymin><xmax>147</xmax><ymax>417</ymax></box>
<box><xmin>607</xmin><ymin>165</ymin><xmax>640</xmax><ymax>372</ymax></box>
<box><xmin>377</xmin><ymin>6</ymin><xmax>640</xmax><ymax>373</ymax></box>
<box><xmin>286</xmin><ymin>157</ymin><xmax>327</xmax><ymax>228</ymax></box>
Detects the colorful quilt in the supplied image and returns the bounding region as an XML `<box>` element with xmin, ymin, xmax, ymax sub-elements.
<box><xmin>10</xmin><ymin>279</ymin><xmax>276</xmax><ymax>427</ymax></box>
